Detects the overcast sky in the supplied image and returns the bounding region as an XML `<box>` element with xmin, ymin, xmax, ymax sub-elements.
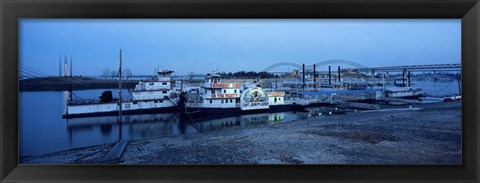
<box><xmin>20</xmin><ymin>19</ymin><xmax>460</xmax><ymax>76</ymax></box>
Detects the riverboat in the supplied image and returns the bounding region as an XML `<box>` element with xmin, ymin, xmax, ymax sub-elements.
<box><xmin>63</xmin><ymin>68</ymin><xmax>179</xmax><ymax>118</ymax></box>
<box><xmin>184</xmin><ymin>73</ymin><xmax>303</xmax><ymax>115</ymax></box>
<box><xmin>384</xmin><ymin>86</ymin><xmax>426</xmax><ymax>99</ymax></box>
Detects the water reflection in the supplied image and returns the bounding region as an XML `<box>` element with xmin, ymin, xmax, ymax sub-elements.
<box><xmin>65</xmin><ymin>112</ymin><xmax>308</xmax><ymax>149</ymax></box>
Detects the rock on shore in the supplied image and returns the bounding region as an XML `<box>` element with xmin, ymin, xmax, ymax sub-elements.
<box><xmin>21</xmin><ymin>101</ymin><xmax>461</xmax><ymax>165</ymax></box>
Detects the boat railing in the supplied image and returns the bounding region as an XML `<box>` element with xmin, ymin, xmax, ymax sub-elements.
<box><xmin>68</xmin><ymin>94</ymin><xmax>131</xmax><ymax>105</ymax></box>
<box><xmin>68</xmin><ymin>97</ymin><xmax>105</xmax><ymax>105</ymax></box>
<box><xmin>186</xmin><ymin>103</ymin><xmax>203</xmax><ymax>108</ymax></box>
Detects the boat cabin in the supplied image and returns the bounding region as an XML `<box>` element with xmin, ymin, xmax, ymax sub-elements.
<box><xmin>131</xmin><ymin>68</ymin><xmax>175</xmax><ymax>100</ymax></box>
<box><xmin>199</xmin><ymin>73</ymin><xmax>243</xmax><ymax>107</ymax></box>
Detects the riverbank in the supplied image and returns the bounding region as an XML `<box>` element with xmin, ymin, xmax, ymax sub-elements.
<box><xmin>20</xmin><ymin>77</ymin><xmax>138</xmax><ymax>91</ymax></box>
<box><xmin>20</xmin><ymin>101</ymin><xmax>461</xmax><ymax>165</ymax></box>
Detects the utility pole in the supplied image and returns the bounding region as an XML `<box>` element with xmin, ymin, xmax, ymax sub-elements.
<box><xmin>59</xmin><ymin>55</ymin><xmax>61</xmax><ymax>77</ymax></box>
<box><xmin>118</xmin><ymin>49</ymin><xmax>123</xmax><ymax>119</ymax></box>
<box><xmin>382</xmin><ymin>72</ymin><xmax>385</xmax><ymax>94</ymax></box>
<box><xmin>302</xmin><ymin>64</ymin><xmax>305</xmax><ymax>91</ymax></box>
<box><xmin>328</xmin><ymin>66</ymin><xmax>331</xmax><ymax>85</ymax></box>
<box><xmin>407</xmin><ymin>70</ymin><xmax>411</xmax><ymax>87</ymax></box>
<box><xmin>338</xmin><ymin>66</ymin><xmax>341</xmax><ymax>83</ymax></box>
<box><xmin>313</xmin><ymin>64</ymin><xmax>316</xmax><ymax>90</ymax></box>
<box><xmin>70</xmin><ymin>55</ymin><xmax>73</xmax><ymax>78</ymax></box>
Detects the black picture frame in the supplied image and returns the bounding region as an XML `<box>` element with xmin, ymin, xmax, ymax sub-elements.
<box><xmin>1</xmin><ymin>0</ymin><xmax>479</xmax><ymax>182</ymax></box>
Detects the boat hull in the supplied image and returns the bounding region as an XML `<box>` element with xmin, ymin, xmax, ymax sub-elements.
<box><xmin>186</xmin><ymin>104</ymin><xmax>304</xmax><ymax>118</ymax></box>
<box><xmin>63</xmin><ymin>106</ymin><xmax>178</xmax><ymax>118</ymax></box>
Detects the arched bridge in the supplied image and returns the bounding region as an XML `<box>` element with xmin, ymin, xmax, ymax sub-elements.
<box><xmin>314</xmin><ymin>60</ymin><xmax>368</xmax><ymax>68</ymax></box>
<box><xmin>262</xmin><ymin>59</ymin><xmax>368</xmax><ymax>72</ymax></box>
<box><xmin>262</xmin><ymin>62</ymin><xmax>303</xmax><ymax>72</ymax></box>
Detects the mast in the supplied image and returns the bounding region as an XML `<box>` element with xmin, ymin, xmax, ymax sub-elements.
<box><xmin>119</xmin><ymin>49</ymin><xmax>123</xmax><ymax>119</ymax></box>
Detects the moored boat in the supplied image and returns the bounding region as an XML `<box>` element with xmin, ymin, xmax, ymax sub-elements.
<box><xmin>63</xmin><ymin>68</ymin><xmax>179</xmax><ymax>118</ymax></box>
<box><xmin>384</xmin><ymin>86</ymin><xmax>426</xmax><ymax>99</ymax></box>
<box><xmin>184</xmin><ymin>73</ymin><xmax>304</xmax><ymax>116</ymax></box>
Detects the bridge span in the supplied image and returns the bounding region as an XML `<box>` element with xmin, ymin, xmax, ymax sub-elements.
<box><xmin>262</xmin><ymin>61</ymin><xmax>461</xmax><ymax>73</ymax></box>
<box><xmin>356</xmin><ymin>63</ymin><xmax>461</xmax><ymax>72</ymax></box>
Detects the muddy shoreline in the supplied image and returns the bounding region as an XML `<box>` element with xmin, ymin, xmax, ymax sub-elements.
<box><xmin>20</xmin><ymin>101</ymin><xmax>461</xmax><ymax>165</ymax></box>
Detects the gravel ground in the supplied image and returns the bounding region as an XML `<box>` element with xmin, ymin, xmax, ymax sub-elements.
<box><xmin>21</xmin><ymin>101</ymin><xmax>461</xmax><ymax>165</ymax></box>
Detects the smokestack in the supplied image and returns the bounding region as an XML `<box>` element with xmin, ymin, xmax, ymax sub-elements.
<box><xmin>70</xmin><ymin>55</ymin><xmax>72</xmax><ymax>78</ymax></box>
<box><xmin>302</xmin><ymin>64</ymin><xmax>305</xmax><ymax>91</ymax></box>
<box><xmin>313</xmin><ymin>64</ymin><xmax>316</xmax><ymax>89</ymax></box>
<box><xmin>338</xmin><ymin>66</ymin><xmax>341</xmax><ymax>83</ymax></box>
<box><xmin>328</xmin><ymin>66</ymin><xmax>331</xmax><ymax>85</ymax></box>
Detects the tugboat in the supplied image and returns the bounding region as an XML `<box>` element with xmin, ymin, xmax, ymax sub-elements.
<box><xmin>63</xmin><ymin>68</ymin><xmax>179</xmax><ymax>118</ymax></box>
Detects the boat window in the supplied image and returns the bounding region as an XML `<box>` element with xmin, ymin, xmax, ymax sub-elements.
<box><xmin>149</xmin><ymin>83</ymin><xmax>154</xmax><ymax>85</ymax></box>
<box><xmin>154</xmin><ymin>100</ymin><xmax>158</xmax><ymax>103</ymax></box>
<box><xmin>162</xmin><ymin>91</ymin><xmax>167</xmax><ymax>94</ymax></box>
<box><xmin>133</xmin><ymin>101</ymin><xmax>138</xmax><ymax>104</ymax></box>
<box><xmin>209</xmin><ymin>100</ymin><xmax>212</xmax><ymax>104</ymax></box>
<box><xmin>221</xmin><ymin>100</ymin><xmax>224</xmax><ymax>103</ymax></box>
<box><xmin>211</xmin><ymin>79</ymin><xmax>213</xmax><ymax>82</ymax></box>
<box><xmin>234</xmin><ymin>89</ymin><xmax>236</xmax><ymax>93</ymax></box>
<box><xmin>212</xmin><ymin>90</ymin><xmax>215</xmax><ymax>94</ymax></box>
<box><xmin>159</xmin><ymin>100</ymin><xmax>163</xmax><ymax>103</ymax></box>
<box><xmin>225</xmin><ymin>100</ymin><xmax>228</xmax><ymax>103</ymax></box>
<box><xmin>162</xmin><ymin>82</ymin><xmax>167</xmax><ymax>85</ymax></box>
<box><xmin>224</xmin><ymin>90</ymin><xmax>226</xmax><ymax>93</ymax></box>
<box><xmin>218</xmin><ymin>79</ymin><xmax>221</xmax><ymax>82</ymax></box>
<box><xmin>274</xmin><ymin>98</ymin><xmax>277</xmax><ymax>103</ymax></box>
<box><xmin>230</xmin><ymin>99</ymin><xmax>233</xmax><ymax>103</ymax></box>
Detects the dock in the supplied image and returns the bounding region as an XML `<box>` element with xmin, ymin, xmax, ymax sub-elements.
<box><xmin>101</xmin><ymin>140</ymin><xmax>129</xmax><ymax>163</ymax></box>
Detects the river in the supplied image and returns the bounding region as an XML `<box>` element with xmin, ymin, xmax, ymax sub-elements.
<box><xmin>19</xmin><ymin>80</ymin><xmax>460</xmax><ymax>157</ymax></box>
<box><xmin>19</xmin><ymin>89</ymin><xmax>310</xmax><ymax>157</ymax></box>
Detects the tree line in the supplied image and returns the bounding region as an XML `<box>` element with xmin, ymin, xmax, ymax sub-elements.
<box><xmin>216</xmin><ymin>71</ymin><xmax>276</xmax><ymax>79</ymax></box>
<box><xmin>101</xmin><ymin>68</ymin><xmax>133</xmax><ymax>80</ymax></box>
